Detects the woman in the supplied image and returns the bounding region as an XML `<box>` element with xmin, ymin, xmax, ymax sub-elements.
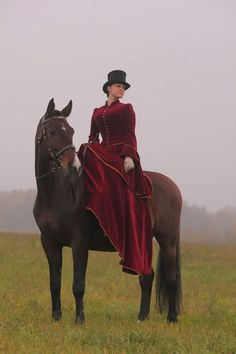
<box><xmin>78</xmin><ymin>70</ymin><xmax>153</xmax><ymax>275</ymax></box>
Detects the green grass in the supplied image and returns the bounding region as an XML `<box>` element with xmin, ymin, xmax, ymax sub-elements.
<box><xmin>0</xmin><ymin>232</ymin><xmax>236</xmax><ymax>354</ymax></box>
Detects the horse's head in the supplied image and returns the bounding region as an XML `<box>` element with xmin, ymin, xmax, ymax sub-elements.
<box><xmin>35</xmin><ymin>98</ymin><xmax>81</xmax><ymax>179</ymax></box>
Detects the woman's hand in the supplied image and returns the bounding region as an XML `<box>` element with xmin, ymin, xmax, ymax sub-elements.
<box><xmin>124</xmin><ymin>156</ymin><xmax>135</xmax><ymax>173</ymax></box>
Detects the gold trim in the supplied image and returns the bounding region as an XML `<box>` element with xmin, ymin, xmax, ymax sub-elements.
<box><xmin>136</xmin><ymin>194</ymin><xmax>152</xmax><ymax>199</ymax></box>
<box><xmin>143</xmin><ymin>173</ymin><xmax>153</xmax><ymax>194</ymax></box>
<box><xmin>87</xmin><ymin>145</ymin><xmax>152</xmax><ymax>199</ymax></box>
<box><xmin>87</xmin><ymin>146</ymin><xmax>128</xmax><ymax>184</ymax></box>
<box><xmin>86</xmin><ymin>206</ymin><xmax>142</xmax><ymax>275</ymax></box>
<box><xmin>122</xmin><ymin>144</ymin><xmax>137</xmax><ymax>151</ymax></box>
<box><xmin>109</xmin><ymin>142</ymin><xmax>125</xmax><ymax>147</ymax></box>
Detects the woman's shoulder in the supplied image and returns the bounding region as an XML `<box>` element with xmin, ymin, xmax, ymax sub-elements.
<box><xmin>124</xmin><ymin>102</ymin><xmax>133</xmax><ymax>108</ymax></box>
<box><xmin>92</xmin><ymin>102</ymin><xmax>134</xmax><ymax>112</ymax></box>
<box><xmin>123</xmin><ymin>102</ymin><xmax>135</xmax><ymax>113</ymax></box>
<box><xmin>92</xmin><ymin>105</ymin><xmax>104</xmax><ymax>111</ymax></box>
<box><xmin>118</xmin><ymin>102</ymin><xmax>134</xmax><ymax>110</ymax></box>
<box><xmin>112</xmin><ymin>102</ymin><xmax>135</xmax><ymax>116</ymax></box>
<box><xmin>91</xmin><ymin>104</ymin><xmax>105</xmax><ymax>117</ymax></box>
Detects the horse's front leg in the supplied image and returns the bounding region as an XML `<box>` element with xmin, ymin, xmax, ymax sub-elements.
<box><xmin>41</xmin><ymin>234</ymin><xmax>63</xmax><ymax>321</ymax></box>
<box><xmin>71</xmin><ymin>232</ymin><xmax>89</xmax><ymax>325</ymax></box>
<box><xmin>138</xmin><ymin>269</ymin><xmax>154</xmax><ymax>321</ymax></box>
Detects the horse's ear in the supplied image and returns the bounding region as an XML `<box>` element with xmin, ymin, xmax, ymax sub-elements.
<box><xmin>45</xmin><ymin>98</ymin><xmax>55</xmax><ymax>117</ymax></box>
<box><xmin>61</xmin><ymin>100</ymin><xmax>73</xmax><ymax>118</ymax></box>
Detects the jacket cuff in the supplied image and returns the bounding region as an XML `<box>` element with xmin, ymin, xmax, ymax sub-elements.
<box><xmin>120</xmin><ymin>144</ymin><xmax>139</xmax><ymax>161</ymax></box>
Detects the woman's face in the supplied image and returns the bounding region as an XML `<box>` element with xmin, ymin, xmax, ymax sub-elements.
<box><xmin>108</xmin><ymin>83</ymin><xmax>126</xmax><ymax>98</ymax></box>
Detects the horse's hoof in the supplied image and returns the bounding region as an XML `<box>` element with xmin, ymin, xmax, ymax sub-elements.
<box><xmin>138</xmin><ymin>313</ymin><xmax>149</xmax><ymax>321</ymax></box>
<box><xmin>52</xmin><ymin>311</ymin><xmax>62</xmax><ymax>321</ymax></box>
<box><xmin>74</xmin><ymin>315</ymin><xmax>85</xmax><ymax>325</ymax></box>
<box><xmin>167</xmin><ymin>315</ymin><xmax>178</xmax><ymax>323</ymax></box>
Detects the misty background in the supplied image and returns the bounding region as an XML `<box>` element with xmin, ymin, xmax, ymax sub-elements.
<box><xmin>0</xmin><ymin>0</ymin><xmax>235</xmax><ymax>237</ymax></box>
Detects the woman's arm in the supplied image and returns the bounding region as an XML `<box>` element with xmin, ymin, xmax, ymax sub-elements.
<box><xmin>88</xmin><ymin>109</ymin><xmax>99</xmax><ymax>143</ymax></box>
<box><xmin>120</xmin><ymin>103</ymin><xmax>139</xmax><ymax>161</ymax></box>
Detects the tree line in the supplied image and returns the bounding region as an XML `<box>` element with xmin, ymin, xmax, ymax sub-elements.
<box><xmin>0</xmin><ymin>190</ymin><xmax>235</xmax><ymax>243</ymax></box>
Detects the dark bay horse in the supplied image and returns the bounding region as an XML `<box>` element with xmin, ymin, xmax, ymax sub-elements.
<box><xmin>33</xmin><ymin>99</ymin><xmax>182</xmax><ymax>324</ymax></box>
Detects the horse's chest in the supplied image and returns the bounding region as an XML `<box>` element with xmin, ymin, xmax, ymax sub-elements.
<box><xmin>36</xmin><ymin>209</ymin><xmax>64</xmax><ymax>236</ymax></box>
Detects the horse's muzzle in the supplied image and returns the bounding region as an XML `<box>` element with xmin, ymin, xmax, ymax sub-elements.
<box><xmin>67</xmin><ymin>154</ymin><xmax>81</xmax><ymax>177</ymax></box>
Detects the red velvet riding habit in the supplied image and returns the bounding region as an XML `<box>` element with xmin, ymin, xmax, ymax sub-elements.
<box><xmin>78</xmin><ymin>100</ymin><xmax>153</xmax><ymax>275</ymax></box>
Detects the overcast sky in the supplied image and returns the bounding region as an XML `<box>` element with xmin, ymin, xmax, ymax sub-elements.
<box><xmin>0</xmin><ymin>0</ymin><xmax>235</xmax><ymax>212</ymax></box>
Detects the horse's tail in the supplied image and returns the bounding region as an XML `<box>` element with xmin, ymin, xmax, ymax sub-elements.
<box><xmin>155</xmin><ymin>238</ymin><xmax>182</xmax><ymax>314</ymax></box>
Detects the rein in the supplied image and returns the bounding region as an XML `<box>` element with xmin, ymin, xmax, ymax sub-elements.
<box><xmin>78</xmin><ymin>133</ymin><xmax>99</xmax><ymax>177</ymax></box>
<box><xmin>35</xmin><ymin>115</ymin><xmax>76</xmax><ymax>180</ymax></box>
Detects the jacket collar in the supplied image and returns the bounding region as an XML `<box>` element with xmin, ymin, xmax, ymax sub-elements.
<box><xmin>105</xmin><ymin>99</ymin><xmax>120</xmax><ymax>107</ymax></box>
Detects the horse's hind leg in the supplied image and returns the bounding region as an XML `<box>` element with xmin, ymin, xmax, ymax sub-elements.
<box><xmin>158</xmin><ymin>242</ymin><xmax>181</xmax><ymax>323</ymax></box>
<box><xmin>41</xmin><ymin>234</ymin><xmax>63</xmax><ymax>321</ymax></box>
<box><xmin>165</xmin><ymin>245</ymin><xmax>178</xmax><ymax>322</ymax></box>
<box><xmin>71</xmin><ymin>233</ymin><xmax>88</xmax><ymax>325</ymax></box>
<box><xmin>138</xmin><ymin>269</ymin><xmax>154</xmax><ymax>321</ymax></box>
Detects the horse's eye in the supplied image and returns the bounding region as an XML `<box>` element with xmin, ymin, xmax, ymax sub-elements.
<box><xmin>61</xmin><ymin>126</ymin><xmax>66</xmax><ymax>131</ymax></box>
<box><xmin>48</xmin><ymin>127</ymin><xmax>56</xmax><ymax>136</ymax></box>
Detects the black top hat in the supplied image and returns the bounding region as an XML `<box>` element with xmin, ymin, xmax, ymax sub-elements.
<box><xmin>103</xmin><ymin>70</ymin><xmax>131</xmax><ymax>94</ymax></box>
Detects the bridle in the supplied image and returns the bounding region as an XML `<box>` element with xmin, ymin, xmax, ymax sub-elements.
<box><xmin>35</xmin><ymin>115</ymin><xmax>76</xmax><ymax>179</ymax></box>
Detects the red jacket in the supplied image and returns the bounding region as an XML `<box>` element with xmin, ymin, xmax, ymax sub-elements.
<box><xmin>77</xmin><ymin>99</ymin><xmax>153</xmax><ymax>274</ymax></box>
<box><xmin>88</xmin><ymin>99</ymin><xmax>139</xmax><ymax>161</ymax></box>
<box><xmin>79</xmin><ymin>99</ymin><xmax>151</xmax><ymax>199</ymax></box>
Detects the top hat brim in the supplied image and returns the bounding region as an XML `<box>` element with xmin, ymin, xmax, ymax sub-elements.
<box><xmin>103</xmin><ymin>81</ymin><xmax>130</xmax><ymax>94</ymax></box>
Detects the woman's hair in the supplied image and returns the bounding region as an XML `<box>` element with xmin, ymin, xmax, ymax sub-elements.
<box><xmin>106</xmin><ymin>85</ymin><xmax>111</xmax><ymax>97</ymax></box>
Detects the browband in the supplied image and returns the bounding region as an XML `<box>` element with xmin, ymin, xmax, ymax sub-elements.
<box><xmin>41</xmin><ymin>115</ymin><xmax>67</xmax><ymax>124</ymax></box>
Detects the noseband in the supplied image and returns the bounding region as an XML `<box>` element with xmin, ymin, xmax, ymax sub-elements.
<box><xmin>36</xmin><ymin>115</ymin><xmax>75</xmax><ymax>179</ymax></box>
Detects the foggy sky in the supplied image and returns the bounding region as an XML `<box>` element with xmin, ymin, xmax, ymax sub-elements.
<box><xmin>0</xmin><ymin>0</ymin><xmax>236</xmax><ymax>212</ymax></box>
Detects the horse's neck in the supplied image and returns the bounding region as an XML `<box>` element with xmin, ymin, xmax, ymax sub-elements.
<box><xmin>36</xmin><ymin>171</ymin><xmax>83</xmax><ymax>211</ymax></box>
<box><xmin>35</xmin><ymin>152</ymin><xmax>83</xmax><ymax>209</ymax></box>
<box><xmin>36</xmin><ymin>174</ymin><xmax>68</xmax><ymax>202</ymax></box>
<box><xmin>36</xmin><ymin>153</ymin><xmax>72</xmax><ymax>190</ymax></box>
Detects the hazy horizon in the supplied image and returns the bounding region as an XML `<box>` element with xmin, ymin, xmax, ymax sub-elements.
<box><xmin>1</xmin><ymin>0</ymin><xmax>235</xmax><ymax>212</ymax></box>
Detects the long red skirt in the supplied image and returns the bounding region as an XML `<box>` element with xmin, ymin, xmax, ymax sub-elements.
<box><xmin>78</xmin><ymin>143</ymin><xmax>153</xmax><ymax>275</ymax></box>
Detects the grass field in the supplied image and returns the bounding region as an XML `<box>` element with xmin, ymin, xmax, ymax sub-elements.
<box><xmin>0</xmin><ymin>232</ymin><xmax>236</xmax><ymax>354</ymax></box>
